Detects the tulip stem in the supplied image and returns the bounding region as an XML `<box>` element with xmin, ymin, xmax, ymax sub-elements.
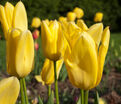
<box><xmin>22</xmin><ymin>78</ymin><xmax>29</xmax><ymax>104</ymax></box>
<box><xmin>84</xmin><ymin>90</ymin><xmax>89</xmax><ymax>104</ymax></box>
<box><xmin>81</xmin><ymin>89</ymin><xmax>84</xmax><ymax>104</ymax></box>
<box><xmin>20</xmin><ymin>78</ymin><xmax>25</xmax><ymax>104</ymax></box>
<box><xmin>48</xmin><ymin>85</ymin><xmax>51</xmax><ymax>97</ymax></box>
<box><xmin>54</xmin><ymin>61</ymin><xmax>60</xmax><ymax>104</ymax></box>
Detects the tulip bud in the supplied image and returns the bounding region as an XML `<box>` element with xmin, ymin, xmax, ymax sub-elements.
<box><xmin>35</xmin><ymin>58</ymin><xmax>63</xmax><ymax>85</ymax></box>
<box><xmin>0</xmin><ymin>1</ymin><xmax>28</xmax><ymax>39</ymax></box>
<box><xmin>34</xmin><ymin>42</ymin><xmax>39</xmax><ymax>51</ymax></box>
<box><xmin>73</xmin><ymin>7</ymin><xmax>84</xmax><ymax>19</ymax></box>
<box><xmin>31</xmin><ymin>17</ymin><xmax>41</xmax><ymax>28</ymax></box>
<box><xmin>94</xmin><ymin>12</ymin><xmax>103</xmax><ymax>22</ymax></box>
<box><xmin>7</xmin><ymin>29</ymin><xmax>34</xmax><ymax>78</ymax></box>
<box><xmin>32</xmin><ymin>29</ymin><xmax>39</xmax><ymax>40</ymax></box>
<box><xmin>41</xmin><ymin>20</ymin><xmax>64</xmax><ymax>61</ymax></box>
<box><xmin>67</xmin><ymin>12</ymin><xmax>76</xmax><ymax>22</ymax></box>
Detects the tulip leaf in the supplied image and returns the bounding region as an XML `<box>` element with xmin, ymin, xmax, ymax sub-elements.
<box><xmin>47</xmin><ymin>90</ymin><xmax>54</xmax><ymax>104</ymax></box>
<box><xmin>59</xmin><ymin>64</ymin><xmax>68</xmax><ymax>82</ymax></box>
<box><xmin>38</xmin><ymin>96</ymin><xmax>43</xmax><ymax>104</ymax></box>
<box><xmin>76</xmin><ymin>96</ymin><xmax>81</xmax><ymax>104</ymax></box>
<box><xmin>94</xmin><ymin>91</ymin><xmax>99</xmax><ymax>104</ymax></box>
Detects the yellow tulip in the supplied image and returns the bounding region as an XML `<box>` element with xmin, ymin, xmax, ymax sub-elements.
<box><xmin>31</xmin><ymin>17</ymin><xmax>41</xmax><ymax>28</ymax></box>
<box><xmin>6</xmin><ymin>1</ymin><xmax>34</xmax><ymax>78</ymax></box>
<box><xmin>64</xmin><ymin>23</ymin><xmax>110</xmax><ymax>90</ymax></box>
<box><xmin>67</xmin><ymin>12</ymin><xmax>76</xmax><ymax>22</ymax></box>
<box><xmin>94</xmin><ymin>12</ymin><xmax>103</xmax><ymax>22</ymax></box>
<box><xmin>41</xmin><ymin>20</ymin><xmax>64</xmax><ymax>61</ymax></box>
<box><xmin>0</xmin><ymin>1</ymin><xmax>28</xmax><ymax>39</ymax></box>
<box><xmin>58</xmin><ymin>16</ymin><xmax>67</xmax><ymax>22</ymax></box>
<box><xmin>77</xmin><ymin>19</ymin><xmax>88</xmax><ymax>31</ymax></box>
<box><xmin>7</xmin><ymin>29</ymin><xmax>34</xmax><ymax>78</ymax></box>
<box><xmin>35</xmin><ymin>58</ymin><xmax>63</xmax><ymax>85</ymax></box>
<box><xmin>73</xmin><ymin>7</ymin><xmax>84</xmax><ymax>19</ymax></box>
<box><xmin>0</xmin><ymin>77</ymin><xmax>20</xmax><ymax>104</ymax></box>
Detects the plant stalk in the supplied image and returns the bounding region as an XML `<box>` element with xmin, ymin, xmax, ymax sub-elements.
<box><xmin>54</xmin><ymin>61</ymin><xmax>60</xmax><ymax>104</ymax></box>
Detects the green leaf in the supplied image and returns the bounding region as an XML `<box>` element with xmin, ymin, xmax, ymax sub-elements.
<box><xmin>76</xmin><ymin>96</ymin><xmax>81</xmax><ymax>104</ymax></box>
<box><xmin>94</xmin><ymin>91</ymin><xmax>99</xmax><ymax>104</ymax></box>
<box><xmin>38</xmin><ymin>96</ymin><xmax>43</xmax><ymax>104</ymax></box>
<box><xmin>47</xmin><ymin>90</ymin><xmax>54</xmax><ymax>104</ymax></box>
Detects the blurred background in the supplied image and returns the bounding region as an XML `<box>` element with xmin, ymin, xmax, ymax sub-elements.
<box><xmin>0</xmin><ymin>0</ymin><xmax>121</xmax><ymax>104</ymax></box>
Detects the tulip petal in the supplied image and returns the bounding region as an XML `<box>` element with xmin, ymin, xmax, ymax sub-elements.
<box><xmin>0</xmin><ymin>77</ymin><xmax>20</xmax><ymax>104</ymax></box>
<box><xmin>65</xmin><ymin>32</ymin><xmax>98</xmax><ymax>90</ymax></box>
<box><xmin>7</xmin><ymin>29</ymin><xmax>21</xmax><ymax>77</ymax></box>
<box><xmin>0</xmin><ymin>5</ymin><xmax>9</xmax><ymax>39</ymax></box>
<box><xmin>13</xmin><ymin>1</ymin><xmax>28</xmax><ymax>31</ymax></box>
<box><xmin>96</xmin><ymin>27</ymin><xmax>110</xmax><ymax>86</ymax></box>
<box><xmin>5</xmin><ymin>2</ymin><xmax>14</xmax><ymax>28</ymax></box>
<box><xmin>15</xmin><ymin>30</ymin><xmax>34</xmax><ymax>77</ymax></box>
<box><xmin>87</xmin><ymin>23</ymin><xmax>103</xmax><ymax>46</ymax></box>
<box><xmin>77</xmin><ymin>19</ymin><xmax>88</xmax><ymax>31</ymax></box>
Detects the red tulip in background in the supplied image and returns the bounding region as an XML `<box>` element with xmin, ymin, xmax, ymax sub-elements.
<box><xmin>34</xmin><ymin>42</ymin><xmax>39</xmax><ymax>51</ymax></box>
<box><xmin>32</xmin><ymin>29</ymin><xmax>39</xmax><ymax>40</ymax></box>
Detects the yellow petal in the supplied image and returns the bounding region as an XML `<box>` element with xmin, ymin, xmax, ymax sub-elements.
<box><xmin>96</xmin><ymin>27</ymin><xmax>110</xmax><ymax>86</ymax></box>
<box><xmin>65</xmin><ymin>32</ymin><xmax>98</xmax><ymax>90</ymax></box>
<box><xmin>77</xmin><ymin>19</ymin><xmax>88</xmax><ymax>31</ymax></box>
<box><xmin>15</xmin><ymin>30</ymin><xmax>34</xmax><ymax>77</ymax></box>
<box><xmin>87</xmin><ymin>23</ymin><xmax>103</xmax><ymax>46</ymax></box>
<box><xmin>7</xmin><ymin>29</ymin><xmax>21</xmax><ymax>77</ymax></box>
<box><xmin>5</xmin><ymin>2</ymin><xmax>14</xmax><ymax>28</ymax></box>
<box><xmin>0</xmin><ymin>77</ymin><xmax>20</xmax><ymax>104</ymax></box>
<box><xmin>35</xmin><ymin>75</ymin><xmax>45</xmax><ymax>85</ymax></box>
<box><xmin>13</xmin><ymin>1</ymin><xmax>28</xmax><ymax>31</ymax></box>
<box><xmin>0</xmin><ymin>5</ymin><xmax>9</xmax><ymax>39</ymax></box>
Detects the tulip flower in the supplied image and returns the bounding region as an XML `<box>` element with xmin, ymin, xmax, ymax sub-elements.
<box><xmin>41</xmin><ymin>20</ymin><xmax>64</xmax><ymax>61</ymax></box>
<box><xmin>31</xmin><ymin>17</ymin><xmax>41</xmax><ymax>28</ymax></box>
<box><xmin>5</xmin><ymin>1</ymin><xmax>34</xmax><ymax>78</ymax></box>
<box><xmin>67</xmin><ymin>12</ymin><xmax>76</xmax><ymax>22</ymax></box>
<box><xmin>58</xmin><ymin>16</ymin><xmax>67</xmax><ymax>22</ymax></box>
<box><xmin>64</xmin><ymin>23</ymin><xmax>110</xmax><ymax>90</ymax></box>
<box><xmin>94</xmin><ymin>12</ymin><xmax>103</xmax><ymax>22</ymax></box>
<box><xmin>32</xmin><ymin>29</ymin><xmax>39</xmax><ymax>40</ymax></box>
<box><xmin>0</xmin><ymin>1</ymin><xmax>28</xmax><ymax>39</ymax></box>
<box><xmin>77</xmin><ymin>19</ymin><xmax>88</xmax><ymax>31</ymax></box>
<box><xmin>34</xmin><ymin>42</ymin><xmax>39</xmax><ymax>51</ymax></box>
<box><xmin>0</xmin><ymin>77</ymin><xmax>20</xmax><ymax>104</ymax></box>
<box><xmin>35</xmin><ymin>58</ymin><xmax>63</xmax><ymax>85</ymax></box>
<box><xmin>73</xmin><ymin>7</ymin><xmax>84</xmax><ymax>19</ymax></box>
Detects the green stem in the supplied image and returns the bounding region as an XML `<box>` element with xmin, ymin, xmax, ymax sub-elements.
<box><xmin>20</xmin><ymin>78</ymin><xmax>25</xmax><ymax>104</ymax></box>
<box><xmin>54</xmin><ymin>61</ymin><xmax>60</xmax><ymax>104</ymax></box>
<box><xmin>48</xmin><ymin>85</ymin><xmax>51</xmax><ymax>97</ymax></box>
<box><xmin>22</xmin><ymin>78</ymin><xmax>29</xmax><ymax>104</ymax></box>
<box><xmin>81</xmin><ymin>89</ymin><xmax>84</xmax><ymax>104</ymax></box>
<box><xmin>84</xmin><ymin>90</ymin><xmax>89</xmax><ymax>104</ymax></box>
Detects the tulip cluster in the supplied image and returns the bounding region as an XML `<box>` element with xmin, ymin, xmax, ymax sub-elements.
<box><xmin>0</xmin><ymin>1</ymin><xmax>110</xmax><ymax>104</ymax></box>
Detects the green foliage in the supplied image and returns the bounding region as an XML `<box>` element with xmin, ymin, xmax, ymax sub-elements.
<box><xmin>0</xmin><ymin>0</ymin><xmax>121</xmax><ymax>33</ymax></box>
